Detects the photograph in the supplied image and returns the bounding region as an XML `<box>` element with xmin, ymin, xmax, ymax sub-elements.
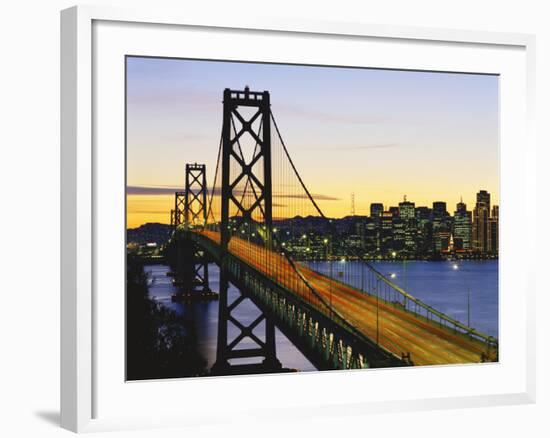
<box><xmin>125</xmin><ymin>56</ymin><xmax>499</xmax><ymax>380</ymax></box>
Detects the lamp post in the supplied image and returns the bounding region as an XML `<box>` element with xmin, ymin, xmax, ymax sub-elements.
<box><xmin>390</xmin><ymin>251</ymin><xmax>398</xmax><ymax>303</ymax></box>
<box><xmin>376</xmin><ymin>277</ymin><xmax>381</xmax><ymax>345</ymax></box>
<box><xmin>467</xmin><ymin>285</ymin><xmax>471</xmax><ymax>328</ymax></box>
<box><xmin>393</xmin><ymin>250</ymin><xmax>408</xmax><ymax>307</ymax></box>
<box><xmin>403</xmin><ymin>255</ymin><xmax>408</xmax><ymax>305</ymax></box>
<box><xmin>390</xmin><ymin>272</ymin><xmax>397</xmax><ymax>302</ymax></box>
<box><xmin>453</xmin><ymin>263</ymin><xmax>471</xmax><ymax>330</ymax></box>
<box><xmin>361</xmin><ymin>260</ymin><xmax>365</xmax><ymax>293</ymax></box>
<box><xmin>324</xmin><ymin>238</ymin><xmax>333</xmax><ymax>317</ymax></box>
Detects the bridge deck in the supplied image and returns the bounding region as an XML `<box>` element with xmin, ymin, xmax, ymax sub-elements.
<box><xmin>200</xmin><ymin>230</ymin><xmax>493</xmax><ymax>366</ymax></box>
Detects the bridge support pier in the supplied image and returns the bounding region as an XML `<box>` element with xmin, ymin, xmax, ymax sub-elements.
<box><xmin>171</xmin><ymin>237</ymin><xmax>214</xmax><ymax>300</ymax></box>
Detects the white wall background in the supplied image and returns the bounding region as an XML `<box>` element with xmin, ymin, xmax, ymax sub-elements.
<box><xmin>0</xmin><ymin>1</ymin><xmax>547</xmax><ymax>436</ymax></box>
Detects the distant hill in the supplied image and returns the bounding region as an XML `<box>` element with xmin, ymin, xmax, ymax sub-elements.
<box><xmin>127</xmin><ymin>215</ymin><xmax>367</xmax><ymax>246</ymax></box>
<box><xmin>274</xmin><ymin>215</ymin><xmax>367</xmax><ymax>234</ymax></box>
<box><xmin>127</xmin><ymin>223</ymin><xmax>172</xmax><ymax>245</ymax></box>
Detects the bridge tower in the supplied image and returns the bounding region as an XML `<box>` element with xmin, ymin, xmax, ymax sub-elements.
<box><xmin>184</xmin><ymin>163</ymin><xmax>208</xmax><ymax>227</ymax></box>
<box><xmin>213</xmin><ymin>87</ymin><xmax>281</xmax><ymax>374</ymax></box>
<box><xmin>172</xmin><ymin>164</ymin><xmax>212</xmax><ymax>299</ymax></box>
<box><xmin>174</xmin><ymin>191</ymin><xmax>185</xmax><ymax>227</ymax></box>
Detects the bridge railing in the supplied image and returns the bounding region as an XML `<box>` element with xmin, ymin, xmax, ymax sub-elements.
<box><xmin>188</xmin><ymin>229</ymin><xmax>407</xmax><ymax>367</ymax></box>
<box><xmin>368</xmin><ymin>262</ymin><xmax>497</xmax><ymax>347</ymax></box>
<box><xmin>305</xmin><ymin>258</ymin><xmax>498</xmax><ymax>349</ymax></box>
<box><xmin>192</xmin><ymin>228</ymin><xmax>413</xmax><ymax>360</ymax></box>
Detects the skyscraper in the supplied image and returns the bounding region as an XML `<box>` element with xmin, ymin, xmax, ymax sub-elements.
<box><xmin>399</xmin><ymin>196</ymin><xmax>416</xmax><ymax>220</ymax></box>
<box><xmin>415</xmin><ymin>206</ymin><xmax>433</xmax><ymax>255</ymax></box>
<box><xmin>488</xmin><ymin>205</ymin><xmax>499</xmax><ymax>254</ymax></box>
<box><xmin>472</xmin><ymin>190</ymin><xmax>491</xmax><ymax>253</ymax></box>
<box><xmin>477</xmin><ymin>190</ymin><xmax>491</xmax><ymax>210</ymax></box>
<box><xmin>392</xmin><ymin>217</ymin><xmax>406</xmax><ymax>251</ymax></box>
<box><xmin>363</xmin><ymin>217</ymin><xmax>378</xmax><ymax>254</ymax></box>
<box><xmin>453</xmin><ymin>199</ymin><xmax>472</xmax><ymax>251</ymax></box>
<box><xmin>432</xmin><ymin>202</ymin><xmax>448</xmax><ymax>220</ymax></box>
<box><xmin>432</xmin><ymin>201</ymin><xmax>450</xmax><ymax>253</ymax></box>
<box><xmin>398</xmin><ymin>197</ymin><xmax>417</xmax><ymax>253</ymax></box>
<box><xmin>415</xmin><ymin>206</ymin><xmax>431</xmax><ymax>221</ymax></box>
<box><xmin>380</xmin><ymin>211</ymin><xmax>393</xmax><ymax>254</ymax></box>
<box><xmin>370</xmin><ymin>203</ymin><xmax>384</xmax><ymax>218</ymax></box>
<box><xmin>456</xmin><ymin>200</ymin><xmax>467</xmax><ymax>215</ymax></box>
<box><xmin>435</xmin><ymin>229</ymin><xmax>451</xmax><ymax>253</ymax></box>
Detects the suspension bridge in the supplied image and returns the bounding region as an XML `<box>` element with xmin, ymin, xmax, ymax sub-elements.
<box><xmin>164</xmin><ymin>87</ymin><xmax>498</xmax><ymax>375</ymax></box>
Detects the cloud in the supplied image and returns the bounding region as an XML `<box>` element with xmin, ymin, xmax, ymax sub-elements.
<box><xmin>274</xmin><ymin>193</ymin><xmax>340</xmax><ymax>201</ymax></box>
<box><xmin>127</xmin><ymin>185</ymin><xmax>183</xmax><ymax>195</ymax></box>
<box><xmin>129</xmin><ymin>209</ymin><xmax>170</xmax><ymax>215</ymax></box>
<box><xmin>127</xmin><ymin>185</ymin><xmax>340</xmax><ymax>201</ymax></box>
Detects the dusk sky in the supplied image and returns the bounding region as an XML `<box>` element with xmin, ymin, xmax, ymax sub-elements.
<box><xmin>126</xmin><ymin>56</ymin><xmax>499</xmax><ymax>228</ymax></box>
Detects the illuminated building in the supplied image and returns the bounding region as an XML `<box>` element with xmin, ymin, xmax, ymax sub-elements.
<box><xmin>472</xmin><ymin>190</ymin><xmax>490</xmax><ymax>253</ymax></box>
<box><xmin>453</xmin><ymin>198</ymin><xmax>472</xmax><ymax>251</ymax></box>
<box><xmin>488</xmin><ymin>205</ymin><xmax>499</xmax><ymax>254</ymax></box>
<box><xmin>398</xmin><ymin>196</ymin><xmax>416</xmax><ymax>220</ymax></box>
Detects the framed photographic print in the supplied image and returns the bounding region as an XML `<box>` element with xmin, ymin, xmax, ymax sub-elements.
<box><xmin>61</xmin><ymin>5</ymin><xmax>536</xmax><ymax>433</ymax></box>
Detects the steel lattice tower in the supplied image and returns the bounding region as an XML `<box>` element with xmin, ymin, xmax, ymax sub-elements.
<box><xmin>213</xmin><ymin>87</ymin><xmax>281</xmax><ymax>374</ymax></box>
<box><xmin>174</xmin><ymin>191</ymin><xmax>185</xmax><ymax>227</ymax></box>
<box><xmin>172</xmin><ymin>165</ymin><xmax>211</xmax><ymax>298</ymax></box>
<box><xmin>184</xmin><ymin>163</ymin><xmax>208</xmax><ymax>227</ymax></box>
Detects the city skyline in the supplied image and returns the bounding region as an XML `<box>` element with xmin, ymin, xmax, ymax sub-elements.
<box><xmin>127</xmin><ymin>189</ymin><xmax>498</xmax><ymax>229</ymax></box>
<box><xmin>128</xmin><ymin>187</ymin><xmax>498</xmax><ymax>260</ymax></box>
<box><xmin>127</xmin><ymin>57</ymin><xmax>499</xmax><ymax>228</ymax></box>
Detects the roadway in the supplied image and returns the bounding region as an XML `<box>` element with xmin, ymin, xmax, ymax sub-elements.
<box><xmin>200</xmin><ymin>230</ymin><xmax>494</xmax><ymax>366</ymax></box>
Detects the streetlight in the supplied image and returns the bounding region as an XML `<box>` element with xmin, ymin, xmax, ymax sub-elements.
<box><xmin>376</xmin><ymin>277</ymin><xmax>381</xmax><ymax>345</ymax></box>
<box><xmin>360</xmin><ymin>253</ymin><xmax>365</xmax><ymax>293</ymax></box>
<box><xmin>321</xmin><ymin>236</ymin><xmax>333</xmax><ymax>314</ymax></box>
<box><xmin>467</xmin><ymin>285</ymin><xmax>471</xmax><ymax>327</ymax></box>
<box><xmin>392</xmin><ymin>250</ymin><xmax>408</xmax><ymax>307</ymax></box>
<box><xmin>453</xmin><ymin>263</ymin><xmax>471</xmax><ymax>329</ymax></box>
<box><xmin>322</xmin><ymin>238</ymin><xmax>330</xmax><ymax>277</ymax></box>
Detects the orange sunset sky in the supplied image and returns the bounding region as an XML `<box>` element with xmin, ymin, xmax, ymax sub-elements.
<box><xmin>126</xmin><ymin>57</ymin><xmax>499</xmax><ymax>229</ymax></box>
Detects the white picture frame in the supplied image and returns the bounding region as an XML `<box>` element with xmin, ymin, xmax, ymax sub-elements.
<box><xmin>60</xmin><ymin>5</ymin><xmax>536</xmax><ymax>433</ymax></box>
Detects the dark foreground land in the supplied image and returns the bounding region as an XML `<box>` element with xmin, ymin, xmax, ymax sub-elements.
<box><xmin>126</xmin><ymin>256</ymin><xmax>208</xmax><ymax>380</ymax></box>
